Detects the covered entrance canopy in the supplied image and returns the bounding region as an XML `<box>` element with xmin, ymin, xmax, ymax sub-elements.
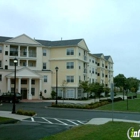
<box><xmin>6</xmin><ymin>67</ymin><xmax>43</xmax><ymax>100</ymax></box>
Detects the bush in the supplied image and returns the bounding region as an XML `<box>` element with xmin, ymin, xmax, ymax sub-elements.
<box><xmin>51</xmin><ymin>100</ymin><xmax>110</xmax><ymax>109</ymax></box>
<box><xmin>17</xmin><ymin>109</ymin><xmax>36</xmax><ymax>116</ymax></box>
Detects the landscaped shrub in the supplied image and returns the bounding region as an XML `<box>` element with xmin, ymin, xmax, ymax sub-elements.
<box><xmin>17</xmin><ymin>109</ymin><xmax>36</xmax><ymax>116</ymax></box>
<box><xmin>51</xmin><ymin>100</ymin><xmax>109</xmax><ymax>109</ymax></box>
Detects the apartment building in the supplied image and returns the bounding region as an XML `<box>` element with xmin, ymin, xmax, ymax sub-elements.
<box><xmin>0</xmin><ymin>34</ymin><xmax>113</xmax><ymax>100</ymax></box>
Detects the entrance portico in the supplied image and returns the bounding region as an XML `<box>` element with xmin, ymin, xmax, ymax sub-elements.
<box><xmin>6</xmin><ymin>67</ymin><xmax>43</xmax><ymax>100</ymax></box>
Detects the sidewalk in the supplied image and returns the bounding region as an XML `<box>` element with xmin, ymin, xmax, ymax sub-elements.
<box><xmin>86</xmin><ymin>118</ymin><xmax>140</xmax><ymax>125</ymax></box>
<box><xmin>0</xmin><ymin>111</ymin><xmax>30</xmax><ymax>120</ymax></box>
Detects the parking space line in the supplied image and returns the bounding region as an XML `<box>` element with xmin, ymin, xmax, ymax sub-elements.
<box><xmin>31</xmin><ymin>117</ymin><xmax>35</xmax><ymax>122</ymax></box>
<box><xmin>54</xmin><ymin>118</ymin><xmax>68</xmax><ymax>125</ymax></box>
<box><xmin>67</xmin><ymin>120</ymin><xmax>79</xmax><ymax>125</ymax></box>
<box><xmin>41</xmin><ymin>117</ymin><xmax>53</xmax><ymax>124</ymax></box>
<box><xmin>77</xmin><ymin>120</ymin><xmax>84</xmax><ymax>124</ymax></box>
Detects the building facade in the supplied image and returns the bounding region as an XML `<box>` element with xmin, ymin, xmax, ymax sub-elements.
<box><xmin>0</xmin><ymin>34</ymin><xmax>113</xmax><ymax>100</ymax></box>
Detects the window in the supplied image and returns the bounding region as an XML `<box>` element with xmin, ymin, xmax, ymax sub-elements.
<box><xmin>92</xmin><ymin>68</ymin><xmax>94</xmax><ymax>73</ymax></box>
<box><xmin>0</xmin><ymin>46</ymin><xmax>2</xmax><ymax>53</ymax></box>
<box><xmin>5</xmin><ymin>65</ymin><xmax>8</xmax><ymax>70</ymax></box>
<box><xmin>21</xmin><ymin>79</ymin><xmax>27</xmax><ymax>84</ymax></box>
<box><xmin>79</xmin><ymin>76</ymin><xmax>81</xmax><ymax>82</ymax></box>
<box><xmin>5</xmin><ymin>51</ymin><xmax>8</xmax><ymax>55</ymax></box>
<box><xmin>102</xmin><ymin>73</ymin><xmax>104</xmax><ymax>77</ymax></box>
<box><xmin>0</xmin><ymin>74</ymin><xmax>2</xmax><ymax>81</ymax></box>
<box><xmin>11</xmin><ymin>79</ymin><xmax>14</xmax><ymax>84</ymax></box>
<box><xmin>31</xmin><ymin>88</ymin><xmax>35</xmax><ymax>96</ymax></box>
<box><xmin>92</xmin><ymin>60</ymin><xmax>94</xmax><ymax>63</ymax></box>
<box><xmin>67</xmin><ymin>48</ymin><xmax>74</xmax><ymax>55</ymax></box>
<box><xmin>11</xmin><ymin>88</ymin><xmax>14</xmax><ymax>92</ymax></box>
<box><xmin>43</xmin><ymin>63</ymin><xmax>46</xmax><ymax>69</ymax></box>
<box><xmin>32</xmin><ymin>80</ymin><xmax>35</xmax><ymax>84</ymax></box>
<box><xmin>23</xmin><ymin>62</ymin><xmax>26</xmax><ymax>66</ymax></box>
<box><xmin>67</xmin><ymin>76</ymin><xmax>74</xmax><ymax>83</ymax></box>
<box><xmin>43</xmin><ymin>49</ymin><xmax>46</xmax><ymax>56</ymax></box>
<box><xmin>44</xmin><ymin>75</ymin><xmax>47</xmax><ymax>82</ymax></box>
<box><xmin>0</xmin><ymin>61</ymin><xmax>2</xmax><ymax>67</ymax></box>
<box><xmin>79</xmin><ymin>66</ymin><xmax>81</xmax><ymax>69</ymax></box>
<box><xmin>67</xmin><ymin>62</ymin><xmax>74</xmax><ymax>69</ymax></box>
<box><xmin>66</xmin><ymin>89</ymin><xmax>74</xmax><ymax>98</ymax></box>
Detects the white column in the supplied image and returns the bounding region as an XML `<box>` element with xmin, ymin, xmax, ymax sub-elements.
<box><xmin>39</xmin><ymin>78</ymin><xmax>42</xmax><ymax>92</ymax></box>
<box><xmin>18</xmin><ymin>45</ymin><xmax>20</xmax><ymax>57</ymax></box>
<box><xmin>18</xmin><ymin>59</ymin><xmax>20</xmax><ymax>66</ymax></box>
<box><xmin>26</xmin><ymin>60</ymin><xmax>28</xmax><ymax>67</ymax></box>
<box><xmin>27</xmin><ymin>46</ymin><xmax>29</xmax><ymax>57</ymax></box>
<box><xmin>7</xmin><ymin>78</ymin><xmax>11</xmax><ymax>92</ymax></box>
<box><xmin>28</xmin><ymin>78</ymin><xmax>32</xmax><ymax>100</ymax></box>
<box><xmin>18</xmin><ymin>78</ymin><xmax>21</xmax><ymax>93</ymax></box>
<box><xmin>75</xmin><ymin>88</ymin><xmax>78</xmax><ymax>99</ymax></box>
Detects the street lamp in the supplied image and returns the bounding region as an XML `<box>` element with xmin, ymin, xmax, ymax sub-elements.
<box><xmin>55</xmin><ymin>67</ymin><xmax>59</xmax><ymax>105</ymax></box>
<box><xmin>12</xmin><ymin>58</ymin><xmax>18</xmax><ymax>114</ymax></box>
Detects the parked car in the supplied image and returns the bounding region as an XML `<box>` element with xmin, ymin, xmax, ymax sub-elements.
<box><xmin>0</xmin><ymin>92</ymin><xmax>22</xmax><ymax>103</ymax></box>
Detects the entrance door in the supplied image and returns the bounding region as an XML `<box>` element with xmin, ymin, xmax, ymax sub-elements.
<box><xmin>21</xmin><ymin>88</ymin><xmax>27</xmax><ymax>99</ymax></box>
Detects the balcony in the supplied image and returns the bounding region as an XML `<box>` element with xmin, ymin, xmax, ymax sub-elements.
<box><xmin>29</xmin><ymin>52</ymin><xmax>36</xmax><ymax>57</ymax></box>
<box><xmin>20</xmin><ymin>60</ymin><xmax>26</xmax><ymax>66</ymax></box>
<box><xmin>10</xmin><ymin>51</ymin><xmax>18</xmax><ymax>56</ymax></box>
<box><xmin>20</xmin><ymin>51</ymin><xmax>27</xmax><ymax>57</ymax></box>
<box><xmin>28</xmin><ymin>60</ymin><xmax>36</xmax><ymax>67</ymax></box>
<box><xmin>84</xmin><ymin>68</ymin><xmax>87</xmax><ymax>73</ymax></box>
<box><xmin>84</xmin><ymin>56</ymin><xmax>87</xmax><ymax>61</ymax></box>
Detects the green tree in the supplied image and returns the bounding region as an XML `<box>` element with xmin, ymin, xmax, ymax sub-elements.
<box><xmin>114</xmin><ymin>74</ymin><xmax>126</xmax><ymax>90</ymax></box>
<box><xmin>126</xmin><ymin>77</ymin><xmax>139</xmax><ymax>93</ymax></box>
<box><xmin>90</xmin><ymin>82</ymin><xmax>104</xmax><ymax>99</ymax></box>
<box><xmin>51</xmin><ymin>91</ymin><xmax>56</xmax><ymax>99</ymax></box>
<box><xmin>79</xmin><ymin>81</ymin><xmax>91</xmax><ymax>98</ymax></box>
<box><xmin>104</xmin><ymin>87</ymin><xmax>110</xmax><ymax>96</ymax></box>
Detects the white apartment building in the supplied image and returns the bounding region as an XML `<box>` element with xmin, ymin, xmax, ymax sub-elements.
<box><xmin>0</xmin><ymin>34</ymin><xmax>113</xmax><ymax>100</ymax></box>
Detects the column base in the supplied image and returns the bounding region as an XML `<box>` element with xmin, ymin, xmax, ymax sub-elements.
<box><xmin>28</xmin><ymin>94</ymin><xmax>32</xmax><ymax>100</ymax></box>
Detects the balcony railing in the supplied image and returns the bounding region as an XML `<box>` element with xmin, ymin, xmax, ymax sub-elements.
<box><xmin>84</xmin><ymin>56</ymin><xmax>87</xmax><ymax>61</ymax></box>
<box><xmin>84</xmin><ymin>68</ymin><xmax>87</xmax><ymax>73</ymax></box>
<box><xmin>20</xmin><ymin>52</ymin><xmax>27</xmax><ymax>57</ymax></box>
<box><xmin>10</xmin><ymin>51</ymin><xmax>18</xmax><ymax>56</ymax></box>
<box><xmin>29</xmin><ymin>52</ymin><xmax>36</xmax><ymax>57</ymax></box>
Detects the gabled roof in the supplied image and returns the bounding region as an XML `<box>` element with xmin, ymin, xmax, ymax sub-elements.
<box><xmin>6</xmin><ymin>67</ymin><xmax>42</xmax><ymax>78</ymax></box>
<box><xmin>0</xmin><ymin>36</ymin><xmax>12</xmax><ymax>42</ymax></box>
<box><xmin>104</xmin><ymin>56</ymin><xmax>110</xmax><ymax>60</ymax></box>
<box><xmin>6</xmin><ymin>34</ymin><xmax>41</xmax><ymax>45</ymax></box>
<box><xmin>36</xmin><ymin>39</ymin><xmax>83</xmax><ymax>47</ymax></box>
<box><xmin>36</xmin><ymin>39</ymin><xmax>52</xmax><ymax>46</ymax></box>
<box><xmin>0</xmin><ymin>35</ymin><xmax>83</xmax><ymax>47</ymax></box>
<box><xmin>105</xmin><ymin>55</ymin><xmax>114</xmax><ymax>63</ymax></box>
<box><xmin>93</xmin><ymin>53</ymin><xmax>104</xmax><ymax>58</ymax></box>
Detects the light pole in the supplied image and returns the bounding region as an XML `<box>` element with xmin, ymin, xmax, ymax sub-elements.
<box><xmin>55</xmin><ymin>67</ymin><xmax>59</xmax><ymax>105</ymax></box>
<box><xmin>12</xmin><ymin>58</ymin><xmax>18</xmax><ymax>114</ymax></box>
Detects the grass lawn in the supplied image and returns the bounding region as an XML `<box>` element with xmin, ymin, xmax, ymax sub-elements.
<box><xmin>0</xmin><ymin>116</ymin><xmax>13</xmax><ymax>122</ymax></box>
<box><xmin>41</xmin><ymin>121</ymin><xmax>140</xmax><ymax>140</ymax></box>
<box><xmin>96</xmin><ymin>93</ymin><xmax>140</xmax><ymax>112</ymax></box>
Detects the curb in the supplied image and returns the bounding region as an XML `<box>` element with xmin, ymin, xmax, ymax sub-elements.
<box><xmin>46</xmin><ymin>106</ymin><xmax>140</xmax><ymax>114</ymax></box>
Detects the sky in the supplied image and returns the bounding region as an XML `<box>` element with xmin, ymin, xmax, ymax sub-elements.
<box><xmin>0</xmin><ymin>0</ymin><xmax>140</xmax><ymax>79</ymax></box>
